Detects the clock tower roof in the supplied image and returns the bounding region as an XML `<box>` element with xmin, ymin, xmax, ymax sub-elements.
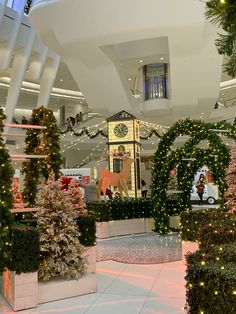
<box><xmin>107</xmin><ymin>110</ymin><xmax>136</xmax><ymax>122</ymax></box>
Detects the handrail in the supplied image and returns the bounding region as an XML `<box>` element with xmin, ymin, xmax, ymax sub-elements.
<box><xmin>3</xmin><ymin>123</ymin><xmax>45</xmax><ymax>129</ymax></box>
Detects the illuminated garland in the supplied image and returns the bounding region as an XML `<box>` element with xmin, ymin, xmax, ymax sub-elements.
<box><xmin>152</xmin><ymin>119</ymin><xmax>236</xmax><ymax>234</ymax></box>
<box><xmin>0</xmin><ymin>108</ymin><xmax>14</xmax><ymax>273</ymax></box>
<box><xmin>22</xmin><ymin>106</ymin><xmax>63</xmax><ymax>206</ymax></box>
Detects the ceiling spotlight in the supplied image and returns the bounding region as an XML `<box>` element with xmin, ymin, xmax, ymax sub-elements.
<box><xmin>60</xmin><ymin>78</ymin><xmax>64</xmax><ymax>82</ymax></box>
<box><xmin>139</xmin><ymin>59</ymin><xmax>143</xmax><ymax>63</ymax></box>
<box><xmin>128</xmin><ymin>78</ymin><xmax>131</xmax><ymax>81</ymax></box>
<box><xmin>160</xmin><ymin>57</ymin><xmax>164</xmax><ymax>61</ymax></box>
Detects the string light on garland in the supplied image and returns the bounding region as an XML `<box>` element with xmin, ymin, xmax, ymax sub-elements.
<box><xmin>0</xmin><ymin>108</ymin><xmax>14</xmax><ymax>273</ymax></box>
<box><xmin>22</xmin><ymin>106</ymin><xmax>62</xmax><ymax>206</ymax></box>
<box><xmin>152</xmin><ymin>118</ymin><xmax>236</xmax><ymax>234</ymax></box>
<box><xmin>76</xmin><ymin>141</ymin><xmax>106</xmax><ymax>168</ymax></box>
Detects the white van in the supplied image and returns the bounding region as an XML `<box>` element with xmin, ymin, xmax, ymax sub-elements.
<box><xmin>191</xmin><ymin>183</ymin><xmax>219</xmax><ymax>204</ymax></box>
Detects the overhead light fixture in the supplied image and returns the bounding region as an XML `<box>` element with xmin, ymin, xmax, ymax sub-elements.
<box><xmin>60</xmin><ymin>78</ymin><xmax>64</xmax><ymax>82</ymax></box>
<box><xmin>128</xmin><ymin>78</ymin><xmax>131</xmax><ymax>81</ymax></box>
<box><xmin>160</xmin><ymin>57</ymin><xmax>164</xmax><ymax>61</ymax></box>
<box><xmin>139</xmin><ymin>59</ymin><xmax>143</xmax><ymax>63</ymax></box>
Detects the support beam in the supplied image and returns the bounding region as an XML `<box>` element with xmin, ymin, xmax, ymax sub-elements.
<box><xmin>37</xmin><ymin>54</ymin><xmax>60</xmax><ymax>108</ymax></box>
<box><xmin>0</xmin><ymin>0</ymin><xmax>27</xmax><ymax>70</ymax></box>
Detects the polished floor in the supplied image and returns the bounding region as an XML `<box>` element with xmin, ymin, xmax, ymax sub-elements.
<box><xmin>0</xmin><ymin>242</ymin><xmax>197</xmax><ymax>314</ymax></box>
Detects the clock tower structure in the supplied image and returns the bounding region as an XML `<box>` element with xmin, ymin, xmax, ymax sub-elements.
<box><xmin>107</xmin><ymin>111</ymin><xmax>141</xmax><ymax>198</ymax></box>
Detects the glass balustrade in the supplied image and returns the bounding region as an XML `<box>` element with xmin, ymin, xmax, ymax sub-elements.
<box><xmin>7</xmin><ymin>0</ymin><xmax>36</xmax><ymax>14</ymax></box>
<box><xmin>143</xmin><ymin>63</ymin><xmax>168</xmax><ymax>100</ymax></box>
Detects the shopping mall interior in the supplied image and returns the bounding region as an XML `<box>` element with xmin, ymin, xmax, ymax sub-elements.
<box><xmin>0</xmin><ymin>1</ymin><xmax>235</xmax><ymax>313</ymax></box>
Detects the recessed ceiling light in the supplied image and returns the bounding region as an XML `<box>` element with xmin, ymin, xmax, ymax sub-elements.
<box><xmin>60</xmin><ymin>78</ymin><xmax>63</xmax><ymax>82</ymax></box>
<box><xmin>139</xmin><ymin>59</ymin><xmax>143</xmax><ymax>63</ymax></box>
<box><xmin>160</xmin><ymin>57</ymin><xmax>164</xmax><ymax>61</ymax></box>
<box><xmin>128</xmin><ymin>78</ymin><xmax>131</xmax><ymax>81</ymax></box>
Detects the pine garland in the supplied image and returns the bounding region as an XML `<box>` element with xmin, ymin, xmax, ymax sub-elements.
<box><xmin>37</xmin><ymin>173</ymin><xmax>86</xmax><ymax>281</ymax></box>
<box><xmin>152</xmin><ymin>119</ymin><xmax>236</xmax><ymax>234</ymax></box>
<box><xmin>0</xmin><ymin>109</ymin><xmax>14</xmax><ymax>273</ymax></box>
<box><xmin>22</xmin><ymin>106</ymin><xmax>62</xmax><ymax>206</ymax></box>
<box><xmin>206</xmin><ymin>0</ymin><xmax>236</xmax><ymax>77</ymax></box>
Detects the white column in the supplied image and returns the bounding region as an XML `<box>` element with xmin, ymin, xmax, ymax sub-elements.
<box><xmin>0</xmin><ymin>0</ymin><xmax>8</xmax><ymax>25</ymax></box>
<box><xmin>4</xmin><ymin>29</ymin><xmax>35</xmax><ymax>126</ymax></box>
<box><xmin>25</xmin><ymin>40</ymin><xmax>48</xmax><ymax>81</ymax></box>
<box><xmin>0</xmin><ymin>0</ymin><xmax>27</xmax><ymax>70</ymax></box>
<box><xmin>37</xmin><ymin>54</ymin><xmax>60</xmax><ymax>108</ymax></box>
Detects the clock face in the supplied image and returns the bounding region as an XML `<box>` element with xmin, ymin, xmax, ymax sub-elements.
<box><xmin>114</xmin><ymin>123</ymin><xmax>128</xmax><ymax>138</ymax></box>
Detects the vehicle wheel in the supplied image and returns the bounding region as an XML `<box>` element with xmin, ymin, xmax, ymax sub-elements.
<box><xmin>207</xmin><ymin>197</ymin><xmax>215</xmax><ymax>205</ymax></box>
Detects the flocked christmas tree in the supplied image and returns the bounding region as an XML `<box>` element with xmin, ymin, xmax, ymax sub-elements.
<box><xmin>67</xmin><ymin>179</ymin><xmax>88</xmax><ymax>217</ymax></box>
<box><xmin>36</xmin><ymin>173</ymin><xmax>86</xmax><ymax>281</ymax></box>
<box><xmin>225</xmin><ymin>144</ymin><xmax>236</xmax><ymax>212</ymax></box>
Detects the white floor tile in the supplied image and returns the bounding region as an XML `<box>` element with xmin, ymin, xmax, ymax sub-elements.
<box><xmin>140</xmin><ymin>296</ymin><xmax>185</xmax><ymax>314</ymax></box>
<box><xmin>0</xmin><ymin>254</ymin><xmax>187</xmax><ymax>314</ymax></box>
<box><xmin>84</xmin><ymin>293</ymin><xmax>146</xmax><ymax>314</ymax></box>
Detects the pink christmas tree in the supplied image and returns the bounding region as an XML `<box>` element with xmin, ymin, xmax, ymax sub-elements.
<box><xmin>225</xmin><ymin>144</ymin><xmax>236</xmax><ymax>212</ymax></box>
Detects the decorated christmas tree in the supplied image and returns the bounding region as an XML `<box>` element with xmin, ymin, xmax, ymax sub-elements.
<box><xmin>225</xmin><ymin>144</ymin><xmax>236</xmax><ymax>212</ymax></box>
<box><xmin>36</xmin><ymin>173</ymin><xmax>86</xmax><ymax>281</ymax></box>
<box><xmin>67</xmin><ymin>179</ymin><xmax>87</xmax><ymax>217</ymax></box>
<box><xmin>0</xmin><ymin>108</ymin><xmax>14</xmax><ymax>273</ymax></box>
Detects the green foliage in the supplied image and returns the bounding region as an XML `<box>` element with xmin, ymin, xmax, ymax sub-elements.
<box><xmin>206</xmin><ymin>0</ymin><xmax>236</xmax><ymax>77</ymax></box>
<box><xmin>152</xmin><ymin>118</ymin><xmax>235</xmax><ymax>234</ymax></box>
<box><xmin>180</xmin><ymin>208</ymin><xmax>234</xmax><ymax>241</ymax></box>
<box><xmin>198</xmin><ymin>223</ymin><xmax>236</xmax><ymax>250</ymax></box>
<box><xmin>185</xmin><ymin>246</ymin><xmax>236</xmax><ymax>314</ymax></box>
<box><xmin>86</xmin><ymin>198</ymin><xmax>153</xmax><ymax>222</ymax></box>
<box><xmin>22</xmin><ymin>106</ymin><xmax>62</xmax><ymax>206</ymax></box>
<box><xmin>0</xmin><ymin>108</ymin><xmax>14</xmax><ymax>273</ymax></box>
<box><xmin>75</xmin><ymin>215</ymin><xmax>96</xmax><ymax>247</ymax></box>
<box><xmin>37</xmin><ymin>175</ymin><xmax>86</xmax><ymax>281</ymax></box>
<box><xmin>184</xmin><ymin>207</ymin><xmax>236</xmax><ymax>313</ymax></box>
<box><xmin>8</xmin><ymin>224</ymin><xmax>39</xmax><ymax>274</ymax></box>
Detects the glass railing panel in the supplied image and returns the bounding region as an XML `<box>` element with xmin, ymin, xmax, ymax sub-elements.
<box><xmin>143</xmin><ymin>63</ymin><xmax>168</xmax><ymax>100</ymax></box>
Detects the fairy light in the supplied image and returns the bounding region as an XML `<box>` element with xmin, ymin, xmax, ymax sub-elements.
<box><xmin>61</xmin><ymin>125</ymin><xmax>107</xmax><ymax>153</ymax></box>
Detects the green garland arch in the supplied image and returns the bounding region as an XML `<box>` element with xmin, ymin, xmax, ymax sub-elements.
<box><xmin>22</xmin><ymin>106</ymin><xmax>62</xmax><ymax>206</ymax></box>
<box><xmin>151</xmin><ymin>119</ymin><xmax>236</xmax><ymax>234</ymax></box>
<box><xmin>0</xmin><ymin>108</ymin><xmax>14</xmax><ymax>273</ymax></box>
